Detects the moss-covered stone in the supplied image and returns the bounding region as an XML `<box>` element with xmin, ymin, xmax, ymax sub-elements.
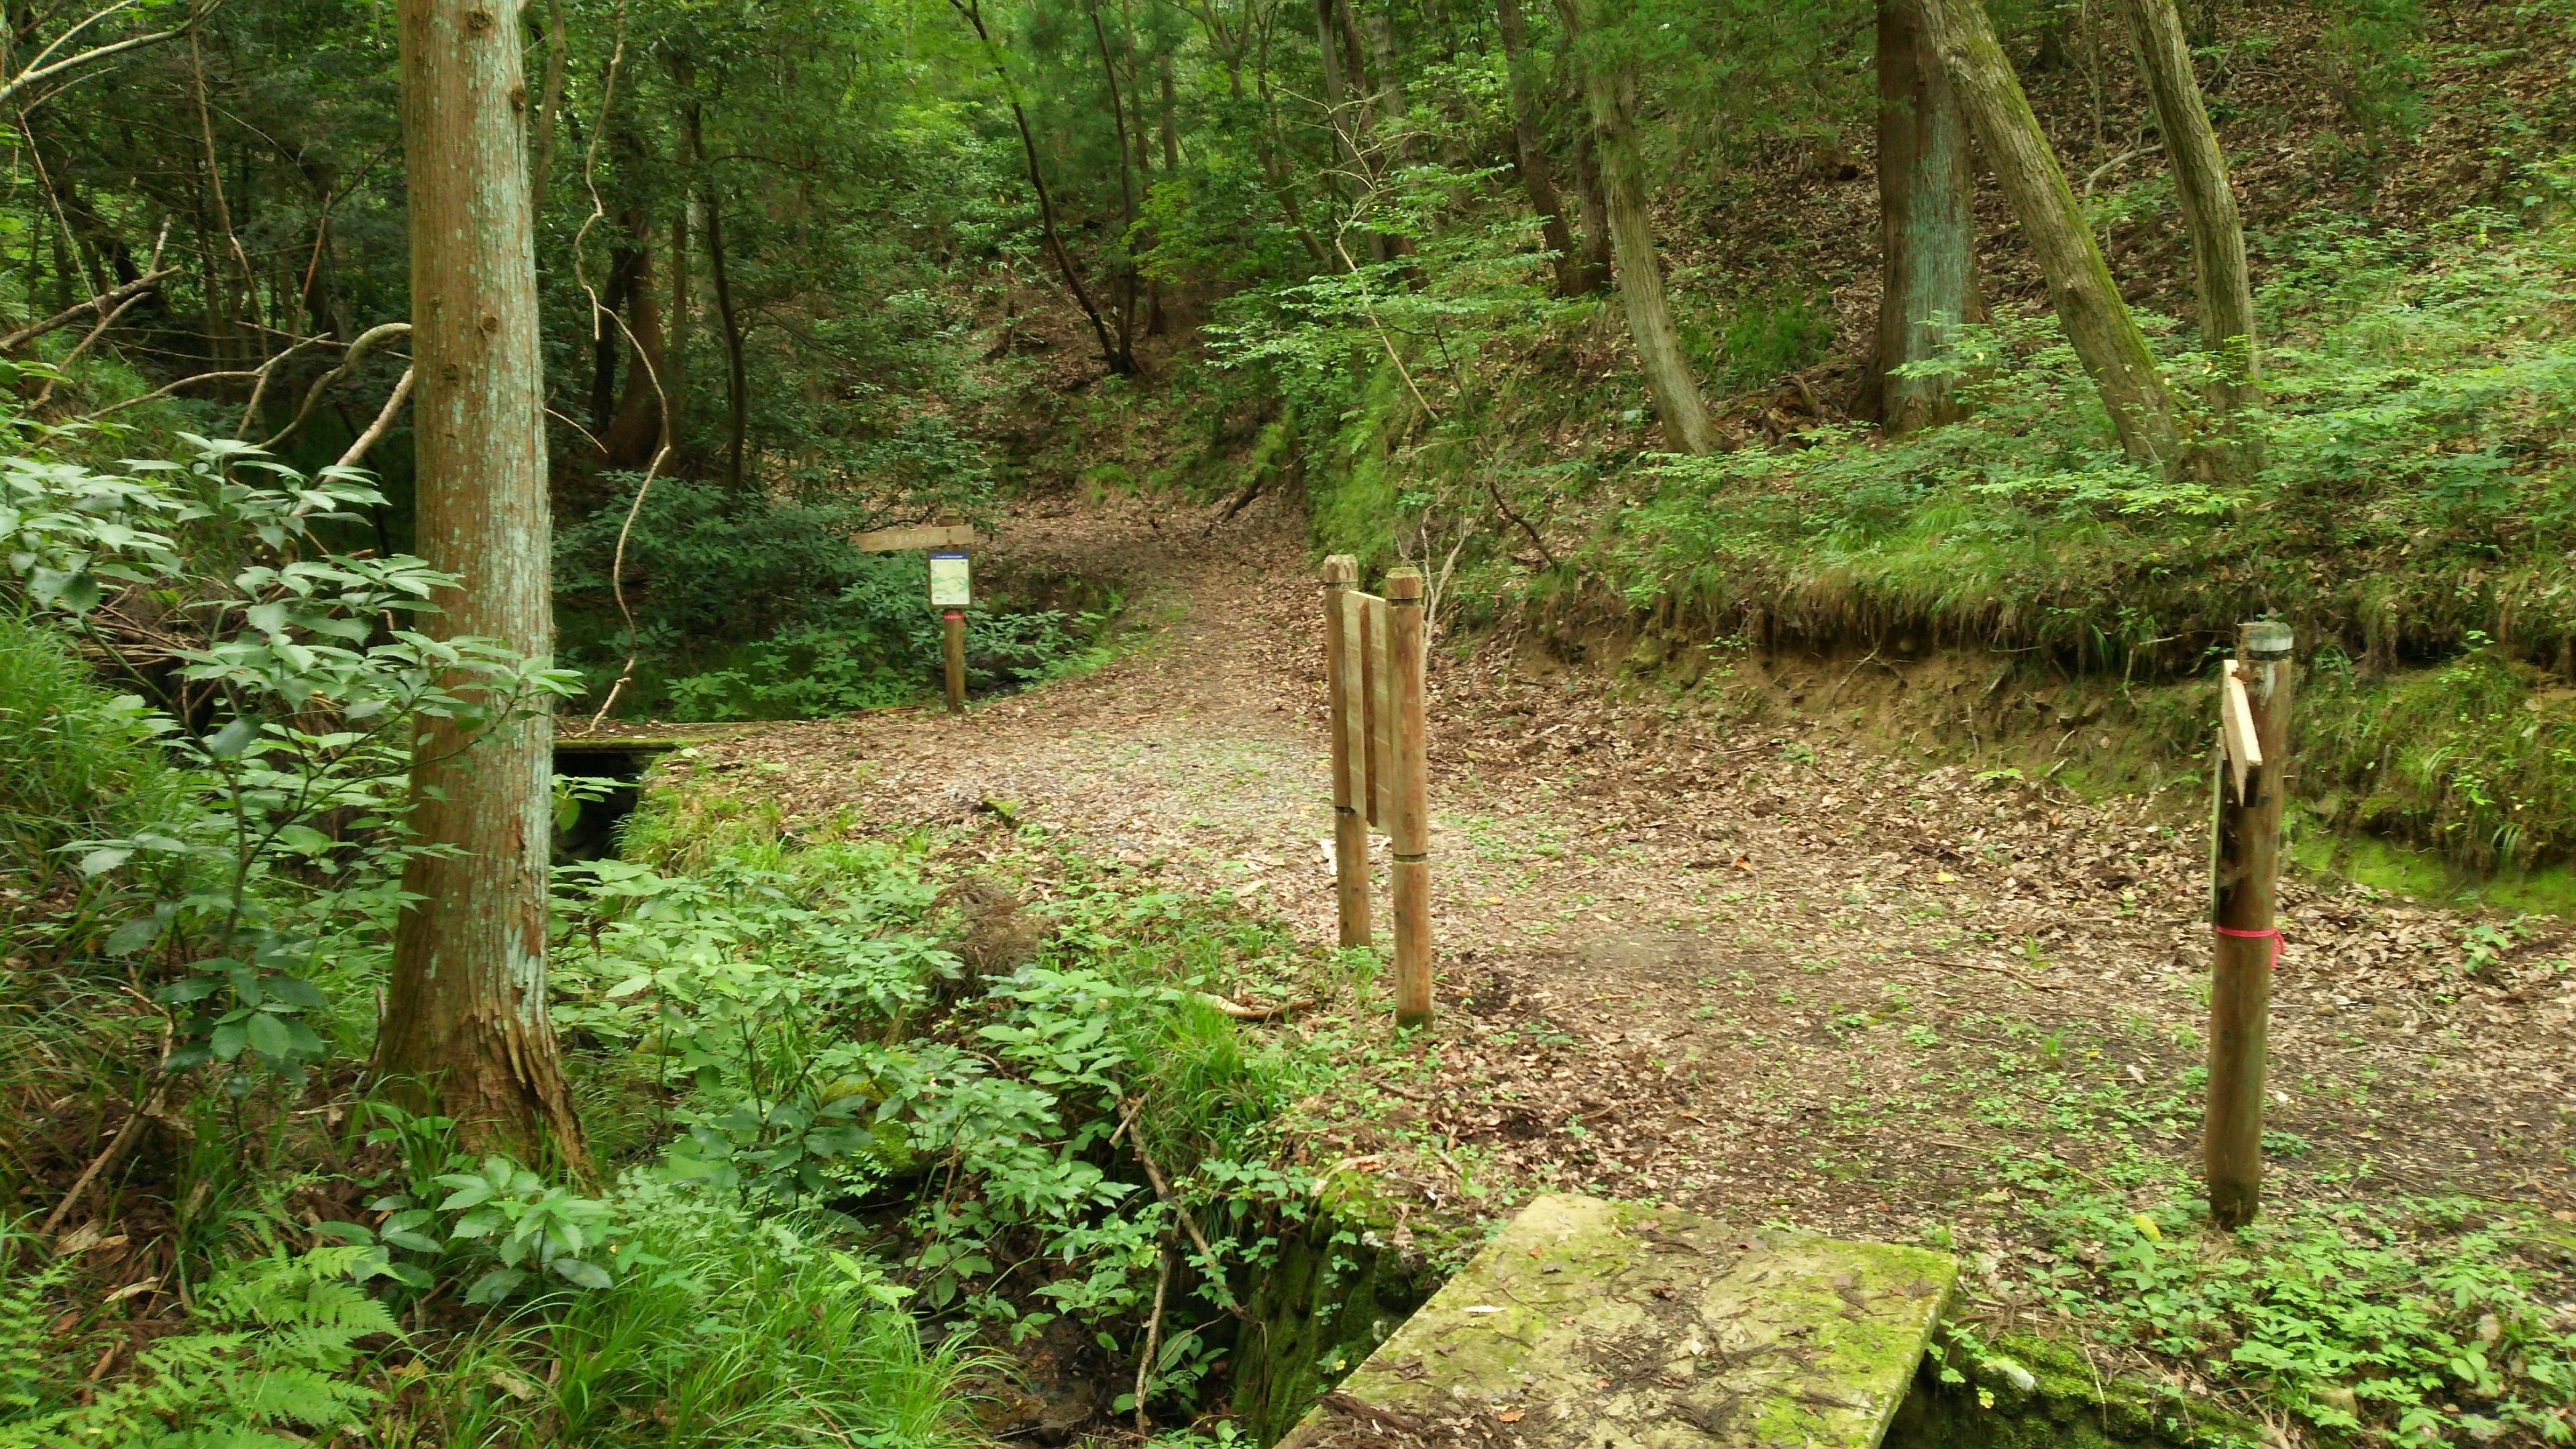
<box><xmin>1884</xmin><ymin>1331</ymin><xmax>2265</xmax><ymax>1449</ymax></box>
<box><xmin>1232</xmin><ymin>1167</ymin><xmax>1436</xmax><ymax>1443</ymax></box>
<box><xmin>1273</xmin><ymin>1192</ymin><xmax>1957</xmax><ymax>1448</ymax></box>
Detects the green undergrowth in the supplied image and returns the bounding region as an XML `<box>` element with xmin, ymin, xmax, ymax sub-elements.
<box><xmin>1</xmin><ymin>449</ymin><xmax>1386</xmax><ymax>1449</ymax></box>
<box><xmin>1954</xmin><ymin>1146</ymin><xmax>2576</xmax><ymax>1448</ymax></box>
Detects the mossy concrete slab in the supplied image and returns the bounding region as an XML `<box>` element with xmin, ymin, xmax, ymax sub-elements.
<box><xmin>1277</xmin><ymin>1193</ymin><xmax>1955</xmax><ymax>1449</ymax></box>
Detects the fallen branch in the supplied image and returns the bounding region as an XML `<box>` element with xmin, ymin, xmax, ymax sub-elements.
<box><xmin>40</xmin><ymin>1079</ymin><xmax>170</xmax><ymax>1242</ymax></box>
<box><xmin>1133</xmin><ymin>1236</ymin><xmax>1172</xmax><ymax>1434</ymax></box>
<box><xmin>1116</xmin><ymin>1099</ymin><xmax>1250</xmax><ymax>1321</ymax></box>
<box><xmin>260</xmin><ymin>321</ymin><xmax>410</xmax><ymax>449</ymax></box>
<box><xmin>331</xmin><ymin>366</ymin><xmax>413</xmax><ymax>472</ymax></box>
<box><xmin>1</xmin><ymin>266</ymin><xmax>173</xmax><ymax>354</ymax></box>
<box><xmin>1923</xmin><ymin>955</ymin><xmax>2065</xmax><ymax>992</ymax></box>
<box><xmin>1197</xmin><ymin>991</ymin><xmax>1312</xmax><ymax>1022</ymax></box>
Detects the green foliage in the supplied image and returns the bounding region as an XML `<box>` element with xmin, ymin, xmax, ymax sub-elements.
<box><xmin>451</xmin><ymin>1181</ymin><xmax>985</xmax><ymax>1449</ymax></box>
<box><xmin>0</xmin><ymin>614</ymin><xmax>174</xmax><ymax>884</ymax></box>
<box><xmin>1</xmin><ymin>1234</ymin><xmax>396</xmax><ymax>1448</ymax></box>
<box><xmin>2301</xmin><ymin>647</ymin><xmax>2576</xmax><ymax>870</ymax></box>
<box><xmin>3</xmin><ymin>429</ymin><xmax>573</xmax><ymax>1075</ymax></box>
<box><xmin>2002</xmin><ymin>1171</ymin><xmax>2576</xmax><ymax>1446</ymax></box>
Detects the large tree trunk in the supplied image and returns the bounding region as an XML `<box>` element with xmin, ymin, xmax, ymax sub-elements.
<box><xmin>1866</xmin><ymin>0</ymin><xmax>1980</xmax><ymax>432</ymax></box>
<box><xmin>1493</xmin><ymin>0</ymin><xmax>1581</xmax><ymax>297</ymax></box>
<box><xmin>1565</xmin><ymin>1</ymin><xmax>1711</xmax><ymax>454</ymax></box>
<box><xmin>2114</xmin><ymin>0</ymin><xmax>2257</xmax><ymax>440</ymax></box>
<box><xmin>382</xmin><ymin>0</ymin><xmax>584</xmax><ymax>1167</ymax></box>
<box><xmin>1918</xmin><ymin>0</ymin><xmax>2187</xmax><ymax>468</ymax></box>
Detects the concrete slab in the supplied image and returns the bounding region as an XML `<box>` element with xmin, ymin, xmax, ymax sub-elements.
<box><xmin>1276</xmin><ymin>1193</ymin><xmax>1956</xmax><ymax>1449</ymax></box>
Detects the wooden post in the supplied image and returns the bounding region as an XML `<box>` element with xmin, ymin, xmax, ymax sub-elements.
<box><xmin>1362</xmin><ymin>594</ymin><xmax>1395</xmax><ymax>827</ymax></box>
<box><xmin>1323</xmin><ymin>557</ymin><xmax>1371</xmax><ymax>947</ymax></box>
<box><xmin>2206</xmin><ymin>619</ymin><xmax>2293</xmax><ymax>1228</ymax></box>
<box><xmin>943</xmin><ymin>610</ymin><xmax>967</xmax><ymax>714</ymax></box>
<box><xmin>1385</xmin><ymin>568</ymin><xmax>1433</xmax><ymax>1027</ymax></box>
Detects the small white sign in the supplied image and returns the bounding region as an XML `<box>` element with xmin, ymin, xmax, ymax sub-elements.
<box><xmin>928</xmin><ymin>551</ymin><xmax>971</xmax><ymax>608</ymax></box>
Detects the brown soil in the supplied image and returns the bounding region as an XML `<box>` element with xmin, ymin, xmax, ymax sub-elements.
<box><xmin>691</xmin><ymin>492</ymin><xmax>2576</xmax><ymax>1254</ymax></box>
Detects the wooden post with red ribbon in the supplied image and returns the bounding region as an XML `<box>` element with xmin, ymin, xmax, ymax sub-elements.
<box><xmin>2206</xmin><ymin>619</ymin><xmax>2294</xmax><ymax>1228</ymax></box>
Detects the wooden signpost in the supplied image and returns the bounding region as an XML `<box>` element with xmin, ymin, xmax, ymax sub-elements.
<box><xmin>855</xmin><ymin>521</ymin><xmax>982</xmax><ymax>714</ymax></box>
<box><xmin>2206</xmin><ymin>620</ymin><xmax>2294</xmax><ymax>1229</ymax></box>
<box><xmin>1321</xmin><ymin>556</ymin><xmax>1434</xmax><ymax>1026</ymax></box>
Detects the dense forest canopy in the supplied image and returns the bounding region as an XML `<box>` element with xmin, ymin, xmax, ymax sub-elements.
<box><xmin>5</xmin><ymin>0</ymin><xmax>2576</xmax><ymax>1443</ymax></box>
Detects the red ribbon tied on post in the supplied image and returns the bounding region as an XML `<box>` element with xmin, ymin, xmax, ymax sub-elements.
<box><xmin>2213</xmin><ymin>924</ymin><xmax>2284</xmax><ymax>969</ymax></box>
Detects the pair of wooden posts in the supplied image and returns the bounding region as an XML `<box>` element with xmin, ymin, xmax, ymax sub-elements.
<box><xmin>1321</xmin><ymin>557</ymin><xmax>1434</xmax><ymax>1026</ymax></box>
<box><xmin>2206</xmin><ymin>620</ymin><xmax>2294</xmax><ymax>1229</ymax></box>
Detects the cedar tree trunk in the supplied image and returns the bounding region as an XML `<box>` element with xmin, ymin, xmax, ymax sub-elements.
<box><xmin>2114</xmin><ymin>0</ymin><xmax>2258</xmax><ymax>443</ymax></box>
<box><xmin>1495</xmin><ymin>0</ymin><xmax>1582</xmax><ymax>297</ymax></box>
<box><xmin>382</xmin><ymin>0</ymin><xmax>584</xmax><ymax>1167</ymax></box>
<box><xmin>1867</xmin><ymin>0</ymin><xmax>1980</xmax><ymax>431</ymax></box>
<box><xmin>1919</xmin><ymin>0</ymin><xmax>2188</xmax><ymax>467</ymax></box>
<box><xmin>1568</xmin><ymin>2</ymin><xmax>1712</xmax><ymax>454</ymax></box>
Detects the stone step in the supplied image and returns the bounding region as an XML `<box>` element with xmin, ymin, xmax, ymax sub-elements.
<box><xmin>1277</xmin><ymin>1192</ymin><xmax>1957</xmax><ymax>1449</ymax></box>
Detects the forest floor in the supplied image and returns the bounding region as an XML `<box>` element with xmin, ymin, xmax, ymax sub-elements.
<box><xmin>685</xmin><ymin>490</ymin><xmax>2576</xmax><ymax>1262</ymax></box>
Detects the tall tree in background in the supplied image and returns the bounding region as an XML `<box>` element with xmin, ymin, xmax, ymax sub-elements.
<box><xmin>1919</xmin><ymin>0</ymin><xmax>2188</xmax><ymax>468</ymax></box>
<box><xmin>1493</xmin><ymin>0</ymin><xmax>1588</xmax><ymax>297</ymax></box>
<box><xmin>2116</xmin><ymin>0</ymin><xmax>2258</xmax><ymax>457</ymax></box>
<box><xmin>1562</xmin><ymin>0</ymin><xmax>1711</xmax><ymax>454</ymax></box>
<box><xmin>378</xmin><ymin>0</ymin><xmax>584</xmax><ymax>1162</ymax></box>
<box><xmin>1865</xmin><ymin>0</ymin><xmax>1978</xmax><ymax>431</ymax></box>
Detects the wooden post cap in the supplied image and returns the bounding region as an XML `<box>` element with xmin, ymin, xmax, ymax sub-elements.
<box><xmin>1385</xmin><ymin>566</ymin><xmax>1424</xmax><ymax>602</ymax></box>
<box><xmin>1322</xmin><ymin>555</ymin><xmax>1358</xmax><ymax>585</ymax></box>
<box><xmin>2239</xmin><ymin>621</ymin><xmax>2293</xmax><ymax>660</ymax></box>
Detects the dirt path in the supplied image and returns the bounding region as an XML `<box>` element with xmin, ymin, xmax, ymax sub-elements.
<box><xmin>692</xmin><ymin>492</ymin><xmax>2576</xmax><ymax>1246</ymax></box>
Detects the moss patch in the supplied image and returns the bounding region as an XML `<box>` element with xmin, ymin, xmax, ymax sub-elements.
<box><xmin>1274</xmin><ymin>1192</ymin><xmax>1956</xmax><ymax>1448</ymax></box>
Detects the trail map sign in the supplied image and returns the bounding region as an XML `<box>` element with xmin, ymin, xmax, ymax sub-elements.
<box><xmin>928</xmin><ymin>551</ymin><xmax>972</xmax><ymax>608</ymax></box>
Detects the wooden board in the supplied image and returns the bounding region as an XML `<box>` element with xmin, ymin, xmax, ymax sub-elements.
<box><xmin>1361</xmin><ymin>594</ymin><xmax>1395</xmax><ymax>830</ymax></box>
<box><xmin>2220</xmin><ymin>659</ymin><xmax>2262</xmax><ymax>802</ymax></box>
<box><xmin>855</xmin><ymin>523</ymin><xmax>982</xmax><ymax>553</ymax></box>
<box><xmin>1336</xmin><ymin>592</ymin><xmax>1371</xmax><ymax>811</ymax></box>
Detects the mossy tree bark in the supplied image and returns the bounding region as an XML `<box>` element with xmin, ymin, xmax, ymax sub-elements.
<box><xmin>1493</xmin><ymin>0</ymin><xmax>1582</xmax><ymax>298</ymax></box>
<box><xmin>2114</xmin><ymin>0</ymin><xmax>2259</xmax><ymax>451</ymax></box>
<box><xmin>382</xmin><ymin>0</ymin><xmax>585</xmax><ymax>1167</ymax></box>
<box><xmin>1918</xmin><ymin>0</ymin><xmax>2188</xmax><ymax>468</ymax></box>
<box><xmin>1866</xmin><ymin>0</ymin><xmax>1980</xmax><ymax>432</ymax></box>
<box><xmin>1564</xmin><ymin>0</ymin><xmax>1711</xmax><ymax>454</ymax></box>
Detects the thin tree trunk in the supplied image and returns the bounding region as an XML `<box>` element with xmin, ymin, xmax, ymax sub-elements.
<box><xmin>600</xmin><ymin>236</ymin><xmax>664</xmax><ymax>470</ymax></box>
<box><xmin>383</xmin><ymin>0</ymin><xmax>584</xmax><ymax>1167</ymax></box>
<box><xmin>1494</xmin><ymin>0</ymin><xmax>1580</xmax><ymax>297</ymax></box>
<box><xmin>1565</xmin><ymin>1</ymin><xmax>1711</xmax><ymax>454</ymax></box>
<box><xmin>1867</xmin><ymin>0</ymin><xmax>1979</xmax><ymax>431</ymax></box>
<box><xmin>1313</xmin><ymin>0</ymin><xmax>1389</xmax><ymax>264</ymax></box>
<box><xmin>528</xmin><ymin>0</ymin><xmax>568</xmax><ymax>215</ymax></box>
<box><xmin>1566</xmin><ymin>115</ymin><xmax>1613</xmax><ymax>292</ymax></box>
<box><xmin>948</xmin><ymin>0</ymin><xmax>1130</xmax><ymax>372</ymax></box>
<box><xmin>665</xmin><ymin>199</ymin><xmax>690</xmax><ymax>448</ymax></box>
<box><xmin>1084</xmin><ymin>0</ymin><xmax>1140</xmax><ymax>368</ymax></box>
<box><xmin>702</xmin><ymin>182</ymin><xmax>747</xmax><ymax>490</ymax></box>
<box><xmin>588</xmin><ymin>244</ymin><xmax>633</xmax><ymax>437</ymax></box>
<box><xmin>1918</xmin><ymin>0</ymin><xmax>2188</xmax><ymax>468</ymax></box>
<box><xmin>2114</xmin><ymin>0</ymin><xmax>2257</xmax><ymax>444</ymax></box>
<box><xmin>1251</xmin><ymin>52</ymin><xmax>1332</xmax><ymax>266</ymax></box>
